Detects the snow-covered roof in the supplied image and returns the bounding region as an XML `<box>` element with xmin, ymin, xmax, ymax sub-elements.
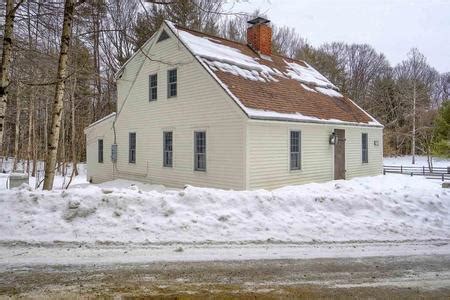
<box><xmin>166</xmin><ymin>21</ymin><xmax>382</xmax><ymax>127</ymax></box>
<box><xmin>84</xmin><ymin>112</ymin><xmax>116</xmax><ymax>132</ymax></box>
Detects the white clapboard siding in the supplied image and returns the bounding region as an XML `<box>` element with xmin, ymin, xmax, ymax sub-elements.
<box><xmin>84</xmin><ymin>115</ymin><xmax>115</xmax><ymax>183</ymax></box>
<box><xmin>246</xmin><ymin>119</ymin><xmax>383</xmax><ymax>190</ymax></box>
<box><xmin>110</xmin><ymin>25</ymin><xmax>247</xmax><ymax>190</ymax></box>
<box><xmin>86</xmin><ymin>23</ymin><xmax>384</xmax><ymax>191</ymax></box>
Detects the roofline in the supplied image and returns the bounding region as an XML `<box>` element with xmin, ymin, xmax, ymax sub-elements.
<box><xmin>248</xmin><ymin>115</ymin><xmax>384</xmax><ymax>128</ymax></box>
<box><xmin>165</xmin><ymin>20</ymin><xmax>251</xmax><ymax>119</ymax></box>
<box><xmin>172</xmin><ymin>23</ymin><xmax>314</xmax><ymax>69</ymax></box>
<box><xmin>167</xmin><ymin>21</ymin><xmax>382</xmax><ymax>128</ymax></box>
<box><xmin>84</xmin><ymin>112</ymin><xmax>116</xmax><ymax>133</ymax></box>
<box><xmin>114</xmin><ymin>27</ymin><xmax>162</xmax><ymax>79</ymax></box>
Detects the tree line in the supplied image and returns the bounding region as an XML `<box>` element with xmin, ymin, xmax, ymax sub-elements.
<box><xmin>0</xmin><ymin>0</ymin><xmax>448</xmax><ymax>189</ymax></box>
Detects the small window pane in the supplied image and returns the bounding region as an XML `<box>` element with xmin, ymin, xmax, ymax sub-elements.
<box><xmin>163</xmin><ymin>131</ymin><xmax>173</xmax><ymax>167</ymax></box>
<box><xmin>98</xmin><ymin>139</ymin><xmax>104</xmax><ymax>163</ymax></box>
<box><xmin>362</xmin><ymin>133</ymin><xmax>368</xmax><ymax>163</ymax></box>
<box><xmin>168</xmin><ymin>69</ymin><xmax>177</xmax><ymax>98</ymax></box>
<box><xmin>290</xmin><ymin>131</ymin><xmax>301</xmax><ymax>170</ymax></box>
<box><xmin>194</xmin><ymin>131</ymin><xmax>206</xmax><ymax>171</ymax></box>
<box><xmin>149</xmin><ymin>74</ymin><xmax>157</xmax><ymax>101</ymax></box>
<box><xmin>129</xmin><ymin>132</ymin><xmax>136</xmax><ymax>163</ymax></box>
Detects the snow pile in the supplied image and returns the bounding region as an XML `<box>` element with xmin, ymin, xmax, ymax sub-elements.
<box><xmin>0</xmin><ymin>162</ymin><xmax>88</xmax><ymax>190</ymax></box>
<box><xmin>0</xmin><ymin>174</ymin><xmax>448</xmax><ymax>245</ymax></box>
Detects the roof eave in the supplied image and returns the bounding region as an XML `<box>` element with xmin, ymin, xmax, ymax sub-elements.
<box><xmin>248</xmin><ymin>115</ymin><xmax>384</xmax><ymax>128</ymax></box>
<box><xmin>84</xmin><ymin>112</ymin><xmax>116</xmax><ymax>134</ymax></box>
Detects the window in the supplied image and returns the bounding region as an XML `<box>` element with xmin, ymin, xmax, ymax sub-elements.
<box><xmin>290</xmin><ymin>131</ymin><xmax>301</xmax><ymax>170</ymax></box>
<box><xmin>157</xmin><ymin>30</ymin><xmax>170</xmax><ymax>43</ymax></box>
<box><xmin>129</xmin><ymin>132</ymin><xmax>136</xmax><ymax>163</ymax></box>
<box><xmin>194</xmin><ymin>131</ymin><xmax>206</xmax><ymax>171</ymax></box>
<box><xmin>167</xmin><ymin>69</ymin><xmax>177</xmax><ymax>98</ymax></box>
<box><xmin>362</xmin><ymin>133</ymin><xmax>368</xmax><ymax>163</ymax></box>
<box><xmin>163</xmin><ymin>131</ymin><xmax>173</xmax><ymax>167</ymax></box>
<box><xmin>98</xmin><ymin>139</ymin><xmax>104</xmax><ymax>163</ymax></box>
<box><xmin>149</xmin><ymin>74</ymin><xmax>157</xmax><ymax>101</ymax></box>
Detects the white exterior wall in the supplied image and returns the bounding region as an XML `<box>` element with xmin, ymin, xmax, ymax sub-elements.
<box><xmin>246</xmin><ymin>119</ymin><xmax>383</xmax><ymax>190</ymax></box>
<box><xmin>85</xmin><ymin>24</ymin><xmax>384</xmax><ymax>191</ymax></box>
<box><xmin>110</xmin><ymin>25</ymin><xmax>247</xmax><ymax>190</ymax></box>
<box><xmin>85</xmin><ymin>116</ymin><xmax>115</xmax><ymax>183</ymax></box>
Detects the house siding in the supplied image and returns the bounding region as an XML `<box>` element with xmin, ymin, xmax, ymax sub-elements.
<box><xmin>106</xmin><ymin>25</ymin><xmax>247</xmax><ymax>190</ymax></box>
<box><xmin>246</xmin><ymin>119</ymin><xmax>383</xmax><ymax>190</ymax></box>
<box><xmin>86</xmin><ymin>24</ymin><xmax>384</xmax><ymax>191</ymax></box>
<box><xmin>85</xmin><ymin>116</ymin><xmax>115</xmax><ymax>183</ymax></box>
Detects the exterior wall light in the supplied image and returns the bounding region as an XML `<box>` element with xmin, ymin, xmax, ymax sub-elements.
<box><xmin>329</xmin><ymin>132</ymin><xmax>337</xmax><ymax>145</ymax></box>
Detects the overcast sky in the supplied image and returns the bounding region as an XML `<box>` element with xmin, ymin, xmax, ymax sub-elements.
<box><xmin>227</xmin><ymin>0</ymin><xmax>450</xmax><ymax>73</ymax></box>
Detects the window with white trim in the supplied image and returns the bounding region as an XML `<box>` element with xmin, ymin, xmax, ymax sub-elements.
<box><xmin>290</xmin><ymin>131</ymin><xmax>301</xmax><ymax>170</ymax></box>
<box><xmin>149</xmin><ymin>74</ymin><xmax>157</xmax><ymax>101</ymax></box>
<box><xmin>98</xmin><ymin>139</ymin><xmax>104</xmax><ymax>163</ymax></box>
<box><xmin>167</xmin><ymin>69</ymin><xmax>177</xmax><ymax>98</ymax></box>
<box><xmin>129</xmin><ymin>132</ymin><xmax>136</xmax><ymax>163</ymax></box>
<box><xmin>163</xmin><ymin>131</ymin><xmax>173</xmax><ymax>167</ymax></box>
<box><xmin>362</xmin><ymin>133</ymin><xmax>368</xmax><ymax>163</ymax></box>
<box><xmin>194</xmin><ymin>131</ymin><xmax>206</xmax><ymax>171</ymax></box>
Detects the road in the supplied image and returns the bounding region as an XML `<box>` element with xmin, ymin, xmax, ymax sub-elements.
<box><xmin>1</xmin><ymin>241</ymin><xmax>450</xmax><ymax>298</ymax></box>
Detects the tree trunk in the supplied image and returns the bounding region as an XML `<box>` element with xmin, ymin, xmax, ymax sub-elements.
<box><xmin>411</xmin><ymin>81</ymin><xmax>416</xmax><ymax>164</ymax></box>
<box><xmin>27</xmin><ymin>94</ymin><xmax>34</xmax><ymax>174</ymax></box>
<box><xmin>31</xmin><ymin>106</ymin><xmax>37</xmax><ymax>177</ymax></box>
<box><xmin>43</xmin><ymin>0</ymin><xmax>75</xmax><ymax>190</ymax></box>
<box><xmin>12</xmin><ymin>85</ymin><xmax>22</xmax><ymax>172</ymax></box>
<box><xmin>70</xmin><ymin>76</ymin><xmax>78</xmax><ymax>176</ymax></box>
<box><xmin>0</xmin><ymin>0</ymin><xmax>22</xmax><ymax>157</ymax></box>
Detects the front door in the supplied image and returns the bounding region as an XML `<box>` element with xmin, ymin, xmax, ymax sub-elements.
<box><xmin>334</xmin><ymin>129</ymin><xmax>346</xmax><ymax>180</ymax></box>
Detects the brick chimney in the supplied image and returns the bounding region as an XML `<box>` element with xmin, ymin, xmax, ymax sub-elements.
<box><xmin>246</xmin><ymin>17</ymin><xmax>272</xmax><ymax>55</ymax></box>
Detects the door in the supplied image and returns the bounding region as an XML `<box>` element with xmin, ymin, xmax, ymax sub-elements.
<box><xmin>334</xmin><ymin>129</ymin><xmax>346</xmax><ymax>180</ymax></box>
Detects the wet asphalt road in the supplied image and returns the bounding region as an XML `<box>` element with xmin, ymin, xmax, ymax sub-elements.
<box><xmin>1</xmin><ymin>254</ymin><xmax>450</xmax><ymax>299</ymax></box>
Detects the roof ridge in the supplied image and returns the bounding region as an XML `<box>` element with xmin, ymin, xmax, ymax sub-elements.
<box><xmin>172</xmin><ymin>22</ymin><xmax>308</xmax><ymax>65</ymax></box>
<box><xmin>173</xmin><ymin>23</ymin><xmax>248</xmax><ymax>46</ymax></box>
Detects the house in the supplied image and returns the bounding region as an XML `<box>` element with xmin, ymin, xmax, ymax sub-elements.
<box><xmin>84</xmin><ymin>17</ymin><xmax>383</xmax><ymax>190</ymax></box>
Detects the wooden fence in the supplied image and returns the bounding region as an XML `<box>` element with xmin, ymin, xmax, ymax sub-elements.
<box><xmin>383</xmin><ymin>165</ymin><xmax>450</xmax><ymax>181</ymax></box>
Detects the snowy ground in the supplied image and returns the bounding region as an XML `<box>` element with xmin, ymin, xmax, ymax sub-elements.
<box><xmin>1</xmin><ymin>157</ymin><xmax>449</xmax><ymax>297</ymax></box>
<box><xmin>0</xmin><ymin>172</ymin><xmax>448</xmax><ymax>245</ymax></box>
<box><xmin>384</xmin><ymin>155</ymin><xmax>450</xmax><ymax>168</ymax></box>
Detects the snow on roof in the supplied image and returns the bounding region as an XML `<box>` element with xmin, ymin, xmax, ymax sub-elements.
<box><xmin>168</xmin><ymin>21</ymin><xmax>338</xmax><ymax>92</ymax></box>
<box><xmin>165</xmin><ymin>21</ymin><xmax>382</xmax><ymax>127</ymax></box>
<box><xmin>85</xmin><ymin>112</ymin><xmax>116</xmax><ymax>131</ymax></box>
<box><xmin>246</xmin><ymin>107</ymin><xmax>380</xmax><ymax>126</ymax></box>
<box><xmin>315</xmin><ymin>87</ymin><xmax>343</xmax><ymax>98</ymax></box>
<box><xmin>284</xmin><ymin>60</ymin><xmax>338</xmax><ymax>90</ymax></box>
<box><xmin>167</xmin><ymin>21</ymin><xmax>280</xmax><ymax>81</ymax></box>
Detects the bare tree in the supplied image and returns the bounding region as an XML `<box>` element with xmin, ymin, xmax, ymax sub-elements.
<box><xmin>43</xmin><ymin>0</ymin><xmax>77</xmax><ymax>190</ymax></box>
<box><xmin>395</xmin><ymin>49</ymin><xmax>439</xmax><ymax>163</ymax></box>
<box><xmin>0</xmin><ymin>0</ymin><xmax>24</xmax><ymax>159</ymax></box>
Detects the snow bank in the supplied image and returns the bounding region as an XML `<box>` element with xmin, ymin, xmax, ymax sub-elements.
<box><xmin>0</xmin><ymin>163</ymin><xmax>88</xmax><ymax>190</ymax></box>
<box><xmin>1</xmin><ymin>174</ymin><xmax>448</xmax><ymax>245</ymax></box>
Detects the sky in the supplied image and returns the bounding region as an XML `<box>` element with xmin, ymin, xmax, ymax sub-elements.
<box><xmin>226</xmin><ymin>0</ymin><xmax>450</xmax><ymax>73</ymax></box>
